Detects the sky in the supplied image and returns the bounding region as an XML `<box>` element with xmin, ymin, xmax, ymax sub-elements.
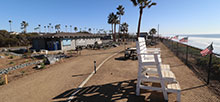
<box><xmin>0</xmin><ymin>0</ymin><xmax>220</xmax><ymax>35</ymax></box>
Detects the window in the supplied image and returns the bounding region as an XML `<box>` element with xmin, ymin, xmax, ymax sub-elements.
<box><xmin>63</xmin><ymin>39</ymin><xmax>71</xmax><ymax>46</ymax></box>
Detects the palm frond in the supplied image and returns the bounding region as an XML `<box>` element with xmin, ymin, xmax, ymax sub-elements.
<box><xmin>130</xmin><ymin>0</ymin><xmax>137</xmax><ymax>6</ymax></box>
<box><xmin>148</xmin><ymin>2</ymin><xmax>156</xmax><ymax>8</ymax></box>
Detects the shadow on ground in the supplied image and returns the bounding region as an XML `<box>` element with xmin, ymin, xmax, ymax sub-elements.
<box><xmin>182</xmin><ymin>84</ymin><xmax>207</xmax><ymax>92</ymax></box>
<box><xmin>72</xmin><ymin>73</ymin><xmax>91</xmax><ymax>77</ymax></box>
<box><xmin>115</xmin><ymin>56</ymin><xmax>129</xmax><ymax>61</ymax></box>
<box><xmin>52</xmin><ymin>79</ymin><xmax>165</xmax><ymax>102</ymax></box>
<box><xmin>82</xmin><ymin>51</ymin><xmax>124</xmax><ymax>57</ymax></box>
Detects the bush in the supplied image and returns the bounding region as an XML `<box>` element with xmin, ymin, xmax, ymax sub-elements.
<box><xmin>20</xmin><ymin>71</ymin><xmax>25</xmax><ymax>75</ymax></box>
<box><xmin>9</xmin><ymin>61</ymin><xmax>14</xmax><ymax>64</ymax></box>
<box><xmin>39</xmin><ymin>63</ymin><xmax>45</xmax><ymax>69</ymax></box>
<box><xmin>0</xmin><ymin>76</ymin><xmax>4</xmax><ymax>85</ymax></box>
<box><xmin>9</xmin><ymin>55</ymin><xmax>14</xmax><ymax>59</ymax></box>
<box><xmin>4</xmin><ymin>53</ymin><xmax>9</xmax><ymax>56</ymax></box>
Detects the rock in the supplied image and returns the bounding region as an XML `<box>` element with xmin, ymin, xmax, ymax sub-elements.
<box><xmin>45</xmin><ymin>56</ymin><xmax>57</xmax><ymax>64</ymax></box>
<box><xmin>36</xmin><ymin>65</ymin><xmax>42</xmax><ymax>69</ymax></box>
<box><xmin>2</xmin><ymin>48</ymin><xmax>8</xmax><ymax>52</ymax></box>
<box><xmin>0</xmin><ymin>56</ymin><xmax>5</xmax><ymax>59</ymax></box>
<box><xmin>112</xmin><ymin>44</ymin><xmax>119</xmax><ymax>47</ymax></box>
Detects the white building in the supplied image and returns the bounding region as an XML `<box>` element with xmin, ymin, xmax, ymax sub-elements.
<box><xmin>32</xmin><ymin>33</ymin><xmax>102</xmax><ymax>51</ymax></box>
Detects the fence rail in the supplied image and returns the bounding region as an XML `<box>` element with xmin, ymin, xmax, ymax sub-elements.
<box><xmin>161</xmin><ymin>38</ymin><xmax>220</xmax><ymax>96</ymax></box>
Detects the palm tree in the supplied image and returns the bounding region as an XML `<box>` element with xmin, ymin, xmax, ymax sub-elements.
<box><xmin>74</xmin><ymin>27</ymin><xmax>78</xmax><ymax>32</ymax></box>
<box><xmin>70</xmin><ymin>25</ymin><xmax>72</xmax><ymax>32</ymax></box>
<box><xmin>65</xmin><ymin>25</ymin><xmax>68</xmax><ymax>32</ymax></box>
<box><xmin>120</xmin><ymin>22</ymin><xmax>129</xmax><ymax>42</ymax></box>
<box><xmin>120</xmin><ymin>22</ymin><xmax>129</xmax><ymax>34</ymax></box>
<box><xmin>116</xmin><ymin>5</ymin><xmax>125</xmax><ymax>34</ymax></box>
<box><xmin>51</xmin><ymin>26</ymin><xmax>54</xmax><ymax>33</ymax></box>
<box><xmin>21</xmin><ymin>21</ymin><xmax>29</xmax><ymax>34</ymax></box>
<box><xmin>108</xmin><ymin>12</ymin><xmax>119</xmax><ymax>42</ymax></box>
<box><xmin>88</xmin><ymin>28</ymin><xmax>92</xmax><ymax>33</ymax></box>
<box><xmin>8</xmin><ymin>20</ymin><xmax>12</xmax><ymax>32</ymax></box>
<box><xmin>108</xmin><ymin>13</ymin><xmax>114</xmax><ymax>36</ymax></box>
<box><xmin>38</xmin><ymin>24</ymin><xmax>41</xmax><ymax>33</ymax></box>
<box><xmin>49</xmin><ymin>23</ymin><xmax>52</xmax><ymax>32</ymax></box>
<box><xmin>130</xmin><ymin>0</ymin><xmax>156</xmax><ymax>38</ymax></box>
<box><xmin>149</xmin><ymin>28</ymin><xmax>157</xmax><ymax>35</ymax></box>
<box><xmin>34</xmin><ymin>27</ymin><xmax>39</xmax><ymax>32</ymax></box>
<box><xmin>47</xmin><ymin>25</ymin><xmax>50</xmax><ymax>33</ymax></box>
<box><xmin>149</xmin><ymin>28</ymin><xmax>157</xmax><ymax>42</ymax></box>
<box><xmin>44</xmin><ymin>26</ymin><xmax>47</xmax><ymax>33</ymax></box>
<box><xmin>55</xmin><ymin>24</ymin><xmax>61</xmax><ymax>33</ymax></box>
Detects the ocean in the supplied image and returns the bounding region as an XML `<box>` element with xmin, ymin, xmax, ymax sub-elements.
<box><xmin>162</xmin><ymin>34</ymin><xmax>220</xmax><ymax>54</ymax></box>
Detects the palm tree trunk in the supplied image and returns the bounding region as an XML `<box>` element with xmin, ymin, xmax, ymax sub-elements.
<box><xmin>111</xmin><ymin>24</ymin><xmax>113</xmax><ymax>35</ymax></box>
<box><xmin>114</xmin><ymin>23</ymin><xmax>117</xmax><ymax>42</ymax></box>
<box><xmin>118</xmin><ymin>15</ymin><xmax>121</xmax><ymax>34</ymax></box>
<box><xmin>24</xmin><ymin>27</ymin><xmax>26</xmax><ymax>34</ymax></box>
<box><xmin>137</xmin><ymin>8</ymin><xmax>143</xmax><ymax>39</ymax></box>
<box><xmin>9</xmin><ymin>23</ymin><xmax>12</xmax><ymax>32</ymax></box>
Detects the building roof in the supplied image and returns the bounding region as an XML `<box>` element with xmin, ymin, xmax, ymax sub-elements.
<box><xmin>32</xmin><ymin>32</ymin><xmax>101</xmax><ymax>39</ymax></box>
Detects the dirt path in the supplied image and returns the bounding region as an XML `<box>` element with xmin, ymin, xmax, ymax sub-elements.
<box><xmin>0</xmin><ymin>44</ymin><xmax>132</xmax><ymax>102</ymax></box>
<box><xmin>65</xmin><ymin>43</ymin><xmax>219</xmax><ymax>102</ymax></box>
<box><xmin>1</xmin><ymin>42</ymin><xmax>219</xmax><ymax>102</ymax></box>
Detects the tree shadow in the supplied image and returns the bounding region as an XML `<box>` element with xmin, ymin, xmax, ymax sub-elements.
<box><xmin>182</xmin><ymin>84</ymin><xmax>207</xmax><ymax>92</ymax></box>
<box><xmin>161</xmin><ymin>55</ymin><xmax>175</xmax><ymax>59</ymax></box>
<box><xmin>52</xmin><ymin>79</ymin><xmax>165</xmax><ymax>102</ymax></box>
<box><xmin>72</xmin><ymin>73</ymin><xmax>91</xmax><ymax>77</ymax></box>
<box><xmin>81</xmin><ymin>51</ymin><xmax>123</xmax><ymax>57</ymax></box>
<box><xmin>170</xmin><ymin>64</ymin><xmax>185</xmax><ymax>68</ymax></box>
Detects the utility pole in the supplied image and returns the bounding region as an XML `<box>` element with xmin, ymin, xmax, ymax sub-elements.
<box><xmin>157</xmin><ymin>24</ymin><xmax>160</xmax><ymax>36</ymax></box>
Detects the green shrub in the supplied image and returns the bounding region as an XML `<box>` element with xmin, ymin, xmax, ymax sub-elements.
<box><xmin>25</xmin><ymin>59</ymin><xmax>29</xmax><ymax>62</ymax></box>
<box><xmin>4</xmin><ymin>53</ymin><xmax>9</xmax><ymax>56</ymax></box>
<box><xmin>9</xmin><ymin>55</ymin><xmax>14</xmax><ymax>59</ymax></box>
<box><xmin>0</xmin><ymin>77</ymin><xmax>4</xmax><ymax>85</ymax></box>
<box><xmin>20</xmin><ymin>71</ymin><xmax>25</xmax><ymax>75</ymax></box>
<box><xmin>9</xmin><ymin>61</ymin><xmax>14</xmax><ymax>64</ymax></box>
<box><xmin>39</xmin><ymin>63</ymin><xmax>45</xmax><ymax>69</ymax></box>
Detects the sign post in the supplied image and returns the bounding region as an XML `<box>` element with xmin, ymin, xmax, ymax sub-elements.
<box><xmin>5</xmin><ymin>74</ymin><xmax>8</xmax><ymax>84</ymax></box>
<box><xmin>94</xmin><ymin>61</ymin><xmax>96</xmax><ymax>74</ymax></box>
<box><xmin>186</xmin><ymin>45</ymin><xmax>188</xmax><ymax>65</ymax></box>
<box><xmin>207</xmin><ymin>53</ymin><xmax>213</xmax><ymax>85</ymax></box>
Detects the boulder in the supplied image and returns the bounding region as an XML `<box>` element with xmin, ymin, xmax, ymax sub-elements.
<box><xmin>1</xmin><ymin>48</ymin><xmax>8</xmax><ymax>52</ymax></box>
<box><xmin>112</xmin><ymin>44</ymin><xmax>119</xmax><ymax>47</ymax></box>
<box><xmin>0</xmin><ymin>56</ymin><xmax>5</xmax><ymax>59</ymax></box>
<box><xmin>45</xmin><ymin>56</ymin><xmax>57</xmax><ymax>64</ymax></box>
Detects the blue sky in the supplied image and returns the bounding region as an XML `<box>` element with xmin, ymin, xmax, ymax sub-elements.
<box><xmin>0</xmin><ymin>0</ymin><xmax>220</xmax><ymax>35</ymax></box>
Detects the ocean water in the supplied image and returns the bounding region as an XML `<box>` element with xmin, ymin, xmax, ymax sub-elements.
<box><xmin>162</xmin><ymin>34</ymin><xmax>220</xmax><ymax>54</ymax></box>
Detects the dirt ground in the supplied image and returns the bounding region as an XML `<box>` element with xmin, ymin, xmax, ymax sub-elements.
<box><xmin>0</xmin><ymin>43</ymin><xmax>134</xmax><ymax>102</ymax></box>
<box><xmin>65</xmin><ymin>43</ymin><xmax>219</xmax><ymax>102</ymax></box>
<box><xmin>0</xmin><ymin>42</ymin><xmax>219</xmax><ymax>102</ymax></box>
<box><xmin>0</xmin><ymin>54</ymin><xmax>35</xmax><ymax>70</ymax></box>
